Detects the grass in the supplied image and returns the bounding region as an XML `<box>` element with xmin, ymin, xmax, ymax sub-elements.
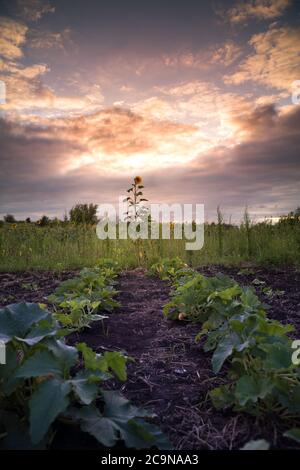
<box><xmin>1</xmin><ymin>220</ymin><xmax>300</xmax><ymax>271</ymax></box>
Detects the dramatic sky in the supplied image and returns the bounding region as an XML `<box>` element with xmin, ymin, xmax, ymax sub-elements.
<box><xmin>0</xmin><ymin>0</ymin><xmax>299</xmax><ymax>221</ymax></box>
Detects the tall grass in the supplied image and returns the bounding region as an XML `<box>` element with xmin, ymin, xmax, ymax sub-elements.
<box><xmin>0</xmin><ymin>220</ymin><xmax>299</xmax><ymax>271</ymax></box>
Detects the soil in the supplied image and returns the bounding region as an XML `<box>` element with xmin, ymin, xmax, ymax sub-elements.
<box><xmin>0</xmin><ymin>265</ymin><xmax>300</xmax><ymax>449</ymax></box>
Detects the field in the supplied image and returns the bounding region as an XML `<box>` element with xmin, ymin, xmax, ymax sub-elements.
<box><xmin>1</xmin><ymin>235</ymin><xmax>300</xmax><ymax>449</ymax></box>
<box><xmin>1</xmin><ymin>219</ymin><xmax>300</xmax><ymax>271</ymax></box>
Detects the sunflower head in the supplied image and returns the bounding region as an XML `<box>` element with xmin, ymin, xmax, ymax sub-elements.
<box><xmin>134</xmin><ymin>176</ymin><xmax>142</xmax><ymax>185</ymax></box>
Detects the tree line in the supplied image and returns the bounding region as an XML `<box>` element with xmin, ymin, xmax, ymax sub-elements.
<box><xmin>1</xmin><ymin>204</ymin><xmax>99</xmax><ymax>226</ymax></box>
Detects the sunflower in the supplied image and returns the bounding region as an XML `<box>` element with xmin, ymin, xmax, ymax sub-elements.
<box><xmin>134</xmin><ymin>176</ymin><xmax>142</xmax><ymax>185</ymax></box>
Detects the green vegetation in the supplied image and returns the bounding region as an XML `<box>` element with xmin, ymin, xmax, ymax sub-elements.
<box><xmin>69</xmin><ymin>203</ymin><xmax>98</xmax><ymax>225</ymax></box>
<box><xmin>1</xmin><ymin>179</ymin><xmax>299</xmax><ymax>270</ymax></box>
<box><xmin>0</xmin><ymin>216</ymin><xmax>300</xmax><ymax>271</ymax></box>
<box><xmin>150</xmin><ymin>258</ymin><xmax>300</xmax><ymax>443</ymax></box>
<box><xmin>48</xmin><ymin>259</ymin><xmax>120</xmax><ymax>333</ymax></box>
<box><xmin>0</xmin><ymin>260</ymin><xmax>170</xmax><ymax>449</ymax></box>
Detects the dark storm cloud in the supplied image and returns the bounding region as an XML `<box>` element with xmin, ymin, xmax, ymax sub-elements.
<box><xmin>0</xmin><ymin>0</ymin><xmax>300</xmax><ymax>220</ymax></box>
<box><xmin>0</xmin><ymin>104</ymin><xmax>299</xmax><ymax>220</ymax></box>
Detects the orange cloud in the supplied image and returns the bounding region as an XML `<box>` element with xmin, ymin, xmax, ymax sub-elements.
<box><xmin>162</xmin><ymin>41</ymin><xmax>242</xmax><ymax>70</ymax></box>
<box><xmin>225</xmin><ymin>0</ymin><xmax>291</xmax><ymax>24</ymax></box>
<box><xmin>29</xmin><ymin>28</ymin><xmax>71</xmax><ymax>50</ymax></box>
<box><xmin>0</xmin><ymin>16</ymin><xmax>28</xmax><ymax>60</ymax></box>
<box><xmin>17</xmin><ymin>0</ymin><xmax>55</xmax><ymax>22</ymax></box>
<box><xmin>225</xmin><ymin>26</ymin><xmax>300</xmax><ymax>91</ymax></box>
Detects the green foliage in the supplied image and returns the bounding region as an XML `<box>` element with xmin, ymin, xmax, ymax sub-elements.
<box><xmin>0</xmin><ymin>260</ymin><xmax>170</xmax><ymax>449</ymax></box>
<box><xmin>1</xmin><ymin>216</ymin><xmax>300</xmax><ymax>271</ymax></box>
<box><xmin>75</xmin><ymin>391</ymin><xmax>170</xmax><ymax>449</ymax></box>
<box><xmin>38</xmin><ymin>215</ymin><xmax>50</xmax><ymax>227</ymax></box>
<box><xmin>0</xmin><ymin>301</ymin><xmax>170</xmax><ymax>449</ymax></box>
<box><xmin>151</xmin><ymin>258</ymin><xmax>300</xmax><ymax>428</ymax></box>
<box><xmin>0</xmin><ymin>302</ymin><xmax>58</xmax><ymax>345</ymax></box>
<box><xmin>53</xmin><ymin>299</ymin><xmax>107</xmax><ymax>332</ymax></box>
<box><xmin>163</xmin><ymin>271</ymin><xmax>238</xmax><ymax>321</ymax></box>
<box><xmin>3</xmin><ymin>214</ymin><xmax>16</xmax><ymax>223</ymax></box>
<box><xmin>69</xmin><ymin>203</ymin><xmax>98</xmax><ymax>225</ymax></box>
<box><xmin>48</xmin><ymin>261</ymin><xmax>120</xmax><ymax>333</ymax></box>
<box><xmin>148</xmin><ymin>257</ymin><xmax>190</xmax><ymax>282</ymax></box>
<box><xmin>279</xmin><ymin>207</ymin><xmax>300</xmax><ymax>226</ymax></box>
<box><xmin>77</xmin><ymin>343</ymin><xmax>128</xmax><ymax>381</ymax></box>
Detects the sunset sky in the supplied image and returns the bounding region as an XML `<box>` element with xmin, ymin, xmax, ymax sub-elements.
<box><xmin>0</xmin><ymin>0</ymin><xmax>300</xmax><ymax>221</ymax></box>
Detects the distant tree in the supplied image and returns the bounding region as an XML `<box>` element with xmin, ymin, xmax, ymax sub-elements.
<box><xmin>291</xmin><ymin>207</ymin><xmax>300</xmax><ymax>219</ymax></box>
<box><xmin>25</xmin><ymin>217</ymin><xmax>31</xmax><ymax>223</ymax></box>
<box><xmin>52</xmin><ymin>217</ymin><xmax>60</xmax><ymax>225</ymax></box>
<box><xmin>38</xmin><ymin>215</ymin><xmax>51</xmax><ymax>226</ymax></box>
<box><xmin>63</xmin><ymin>211</ymin><xmax>68</xmax><ymax>223</ymax></box>
<box><xmin>4</xmin><ymin>214</ymin><xmax>16</xmax><ymax>223</ymax></box>
<box><xmin>279</xmin><ymin>207</ymin><xmax>300</xmax><ymax>225</ymax></box>
<box><xmin>69</xmin><ymin>203</ymin><xmax>98</xmax><ymax>224</ymax></box>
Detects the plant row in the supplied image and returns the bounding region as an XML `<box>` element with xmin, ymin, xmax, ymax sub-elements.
<box><xmin>48</xmin><ymin>259</ymin><xmax>121</xmax><ymax>333</ymax></box>
<box><xmin>0</xmin><ymin>259</ymin><xmax>170</xmax><ymax>449</ymax></box>
<box><xmin>150</xmin><ymin>257</ymin><xmax>300</xmax><ymax>446</ymax></box>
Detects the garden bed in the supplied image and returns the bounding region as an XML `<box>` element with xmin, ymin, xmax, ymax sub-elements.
<box><xmin>0</xmin><ymin>266</ymin><xmax>299</xmax><ymax>449</ymax></box>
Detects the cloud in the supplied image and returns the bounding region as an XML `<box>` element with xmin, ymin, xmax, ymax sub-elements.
<box><xmin>224</xmin><ymin>26</ymin><xmax>300</xmax><ymax>91</ymax></box>
<box><xmin>224</xmin><ymin>0</ymin><xmax>291</xmax><ymax>24</ymax></box>
<box><xmin>1</xmin><ymin>104</ymin><xmax>299</xmax><ymax>220</ymax></box>
<box><xmin>0</xmin><ymin>13</ymin><xmax>86</xmax><ymax>118</ymax></box>
<box><xmin>131</xmin><ymin>96</ymin><xmax>181</xmax><ymax>120</ymax></box>
<box><xmin>29</xmin><ymin>28</ymin><xmax>71</xmax><ymax>50</ymax></box>
<box><xmin>162</xmin><ymin>41</ymin><xmax>242</xmax><ymax>70</ymax></box>
<box><xmin>150</xmin><ymin>80</ymin><xmax>254</xmax><ymax>144</ymax></box>
<box><xmin>210</xmin><ymin>41</ymin><xmax>243</xmax><ymax>66</ymax></box>
<box><xmin>16</xmin><ymin>0</ymin><xmax>55</xmax><ymax>22</ymax></box>
<box><xmin>0</xmin><ymin>107</ymin><xmax>201</xmax><ymax>178</ymax></box>
<box><xmin>0</xmin><ymin>18</ymin><xmax>102</xmax><ymax>118</ymax></box>
<box><xmin>1</xmin><ymin>73</ymin><xmax>104</xmax><ymax>115</ymax></box>
<box><xmin>0</xmin><ymin>16</ymin><xmax>28</xmax><ymax>60</ymax></box>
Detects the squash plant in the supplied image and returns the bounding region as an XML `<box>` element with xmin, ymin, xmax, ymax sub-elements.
<box><xmin>0</xmin><ymin>302</ymin><xmax>170</xmax><ymax>449</ymax></box>
<box><xmin>163</xmin><ymin>272</ymin><xmax>239</xmax><ymax>321</ymax></box>
<box><xmin>48</xmin><ymin>260</ymin><xmax>120</xmax><ymax>333</ymax></box>
<box><xmin>53</xmin><ymin>299</ymin><xmax>107</xmax><ymax>333</ymax></box>
<box><xmin>149</xmin><ymin>257</ymin><xmax>190</xmax><ymax>282</ymax></box>
<box><xmin>151</xmin><ymin>258</ymin><xmax>300</xmax><ymax>426</ymax></box>
<box><xmin>48</xmin><ymin>268</ymin><xmax>119</xmax><ymax>312</ymax></box>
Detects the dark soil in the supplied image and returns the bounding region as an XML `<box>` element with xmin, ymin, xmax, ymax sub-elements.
<box><xmin>0</xmin><ymin>270</ymin><xmax>79</xmax><ymax>307</ymax></box>
<box><xmin>197</xmin><ymin>265</ymin><xmax>300</xmax><ymax>334</ymax></box>
<box><xmin>0</xmin><ymin>265</ymin><xmax>300</xmax><ymax>449</ymax></box>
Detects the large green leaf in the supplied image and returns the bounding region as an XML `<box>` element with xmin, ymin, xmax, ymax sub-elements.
<box><xmin>0</xmin><ymin>411</ymin><xmax>47</xmax><ymax>450</ymax></box>
<box><xmin>101</xmin><ymin>351</ymin><xmax>128</xmax><ymax>381</ymax></box>
<box><xmin>29</xmin><ymin>378</ymin><xmax>71</xmax><ymax>444</ymax></box>
<box><xmin>211</xmin><ymin>333</ymin><xmax>248</xmax><ymax>373</ymax></box>
<box><xmin>276</xmin><ymin>384</ymin><xmax>300</xmax><ymax>412</ymax></box>
<box><xmin>46</xmin><ymin>339</ymin><xmax>78</xmax><ymax>372</ymax></box>
<box><xmin>71</xmin><ymin>370</ymin><xmax>99</xmax><ymax>405</ymax></box>
<box><xmin>0</xmin><ymin>302</ymin><xmax>56</xmax><ymax>344</ymax></box>
<box><xmin>212</xmin><ymin>336</ymin><xmax>235</xmax><ymax>373</ymax></box>
<box><xmin>18</xmin><ymin>323</ymin><xmax>57</xmax><ymax>345</ymax></box>
<box><xmin>259</xmin><ymin>342</ymin><xmax>293</xmax><ymax>370</ymax></box>
<box><xmin>78</xmin><ymin>391</ymin><xmax>170</xmax><ymax>449</ymax></box>
<box><xmin>77</xmin><ymin>343</ymin><xmax>128</xmax><ymax>381</ymax></box>
<box><xmin>235</xmin><ymin>376</ymin><xmax>273</xmax><ymax>406</ymax></box>
<box><xmin>15</xmin><ymin>350</ymin><xmax>63</xmax><ymax>378</ymax></box>
<box><xmin>0</xmin><ymin>345</ymin><xmax>21</xmax><ymax>396</ymax></box>
<box><xmin>209</xmin><ymin>285</ymin><xmax>241</xmax><ymax>302</ymax></box>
